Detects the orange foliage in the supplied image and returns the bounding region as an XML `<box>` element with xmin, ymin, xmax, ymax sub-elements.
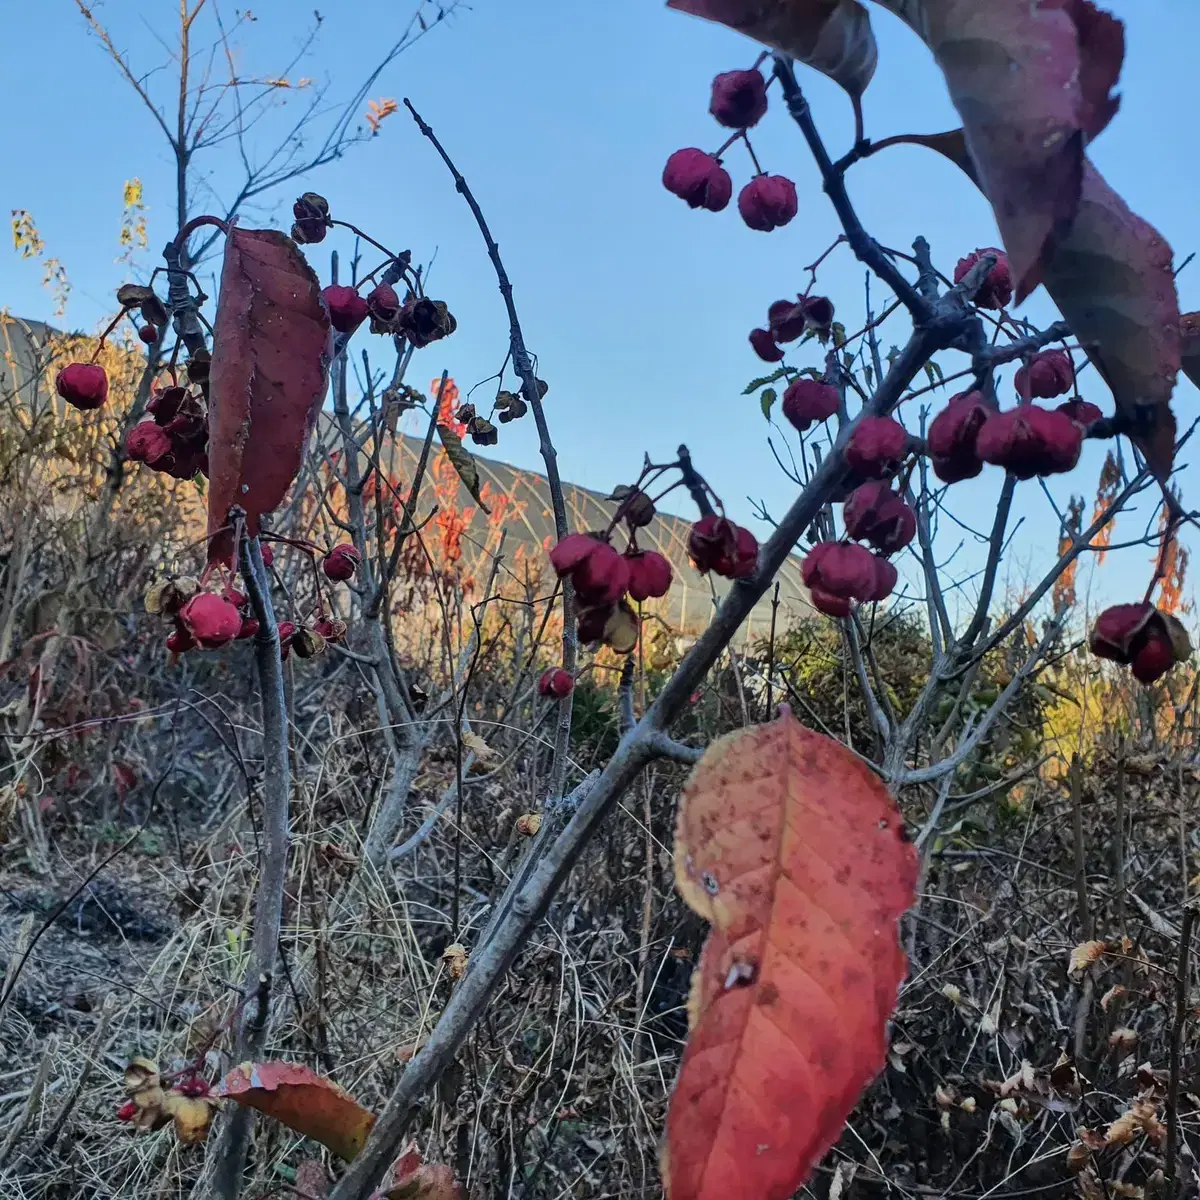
<box><xmin>1089</xmin><ymin>450</ymin><xmax>1122</xmax><ymax>563</ymax></box>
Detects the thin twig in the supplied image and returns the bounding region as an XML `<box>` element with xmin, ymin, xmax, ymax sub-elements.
<box><xmin>1165</xmin><ymin>906</ymin><xmax>1196</xmax><ymax>1196</ymax></box>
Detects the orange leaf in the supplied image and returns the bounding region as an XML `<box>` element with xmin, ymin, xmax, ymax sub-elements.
<box><xmin>664</xmin><ymin>708</ymin><xmax>916</xmax><ymax>1200</ymax></box>
<box><xmin>206</xmin><ymin>222</ymin><xmax>332</xmax><ymax>563</ymax></box>
<box><xmin>667</xmin><ymin>0</ymin><xmax>877</xmax><ymax>98</ymax></box>
<box><xmin>214</xmin><ymin>1061</ymin><xmax>375</xmax><ymax>1160</ymax></box>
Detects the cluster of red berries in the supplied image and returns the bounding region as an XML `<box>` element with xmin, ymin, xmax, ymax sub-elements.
<box><xmin>145</xmin><ymin>541</ymin><xmax>358</xmax><ymax>660</ymax></box>
<box><xmin>1090</xmin><ymin>603</ymin><xmax>1192</xmax><ymax>685</ymax></box>
<box><xmin>125</xmin><ymin>383</ymin><xmax>210</xmax><ymax>480</ymax></box>
<box><xmin>550</xmin><ymin>532</ymin><xmax>674</xmax><ymax>653</ymax></box>
<box><xmin>663</xmin><ymin>68</ymin><xmax>798</xmax><ymax>234</ymax></box>
<box><xmin>927</xmin><ymin>384</ymin><xmax>1087</xmax><ymax>484</ymax></box>
<box><xmin>546</xmin><ymin>506</ymin><xmax>761</xmax><ymax>656</ymax></box>
<box><xmin>750</xmin><ymin>295</ymin><xmax>836</xmax><ymax>365</ymax></box>
<box><xmin>322</xmin><ymin>283</ymin><xmax>456</xmax><ymax>349</ymax></box>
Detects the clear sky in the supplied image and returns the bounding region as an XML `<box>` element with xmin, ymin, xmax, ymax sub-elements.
<box><xmin>2</xmin><ymin>0</ymin><xmax>1196</xmax><ymax>621</ymax></box>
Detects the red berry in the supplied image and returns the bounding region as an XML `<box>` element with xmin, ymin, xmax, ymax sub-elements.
<box><xmin>1131</xmin><ymin>635</ymin><xmax>1174</xmax><ymax>685</ymax></box>
<box><xmin>179</xmin><ymin>593</ymin><xmax>243</xmax><ymax>649</ymax></box>
<box><xmin>976</xmin><ymin>406</ymin><xmax>1082</xmax><ymax>480</ymax></box>
<box><xmin>313</xmin><ymin>617</ymin><xmax>347</xmax><ymax>642</ymax></box>
<box><xmin>147</xmin><ymin>384</ymin><xmax>187</xmax><ymax>424</ymax></box>
<box><xmin>662</xmin><ymin>148</ymin><xmax>733</xmax><ymax>212</ymax></box>
<box><xmin>322</xmin><ymin>544</ymin><xmax>361</xmax><ymax>581</ymax></box>
<box><xmin>576</xmin><ymin>605</ymin><xmax>613</xmax><ymax>645</ymax></box>
<box><xmin>845</xmin><ymin>416</ymin><xmax>909</xmax><ymax>479</ymax></box>
<box><xmin>769</xmin><ymin>295</ymin><xmax>835</xmax><ymax>343</ymax></box>
<box><xmin>125</xmin><ymin>420</ymin><xmax>174</xmax><ymax>467</ymax></box>
<box><xmin>709</xmin><ymin>69</ymin><xmax>768</xmax><ymax>129</ymax></box>
<box><xmin>236</xmin><ymin>616</ymin><xmax>260</xmax><ymax>640</ymax></box>
<box><xmin>277</xmin><ymin>620</ymin><xmax>297</xmax><ymax>660</ymax></box>
<box><xmin>749</xmin><ymin>328</ymin><xmax>784</xmax><ymax>363</ymax></box>
<box><xmin>138</xmin><ymin>324</ymin><xmax>159</xmax><ymax>346</ymax></box>
<box><xmin>56</xmin><ymin>362</ymin><xmax>109</xmax><ymax>410</ymax></box>
<box><xmin>625</xmin><ymin>550</ymin><xmax>673</xmax><ymax>602</ymax></box>
<box><xmin>367</xmin><ymin>282</ymin><xmax>400</xmax><ymax>323</ymax></box>
<box><xmin>861</xmin><ymin>555</ymin><xmax>898</xmax><ymax>603</ymax></box>
<box><xmin>259</xmin><ymin>542</ymin><xmax>274</xmax><ymax>568</ymax></box>
<box><xmin>927</xmin><ymin>390</ymin><xmax>990</xmax><ymax>484</ymax></box>
<box><xmin>1015</xmin><ymin>349</ymin><xmax>1074</xmax><ymax>400</ymax></box>
<box><xmin>572</xmin><ymin>541</ymin><xmax>630</xmax><ymax>607</ymax></box>
<box><xmin>802</xmin><ymin>541</ymin><xmax>878</xmax><ymax>601</ymax></box>
<box><xmin>1089</xmin><ymin>602</ymin><xmax>1155</xmax><ymax>664</ymax></box>
<box><xmin>737</xmin><ymin>175</ymin><xmax>798</xmax><ymax>232</ymax></box>
<box><xmin>537</xmin><ymin>667</ymin><xmax>575</xmax><ymax>699</ymax></box>
<box><xmin>322</xmin><ymin>285</ymin><xmax>369</xmax><ymax>334</ymax></box>
<box><xmin>810</xmin><ymin>587</ymin><xmax>852</xmax><ymax>618</ymax></box>
<box><xmin>549</xmin><ymin>533</ymin><xmax>605</xmax><ymax>577</ymax></box>
<box><xmin>687</xmin><ymin>515</ymin><xmax>757</xmax><ymax>580</ymax></box>
<box><xmin>1057</xmin><ymin>398</ymin><xmax>1104</xmax><ymax>426</ymax></box>
<box><xmin>166</xmin><ymin>626</ymin><xmax>195</xmax><ymax>655</ymax></box>
<box><xmin>842</xmin><ymin>482</ymin><xmax>916</xmax><ymax>554</ymax></box>
<box><xmin>781</xmin><ymin>379</ymin><xmax>839</xmax><ymax>433</ymax></box>
<box><xmin>176</xmin><ymin>1077</ymin><xmax>211</xmax><ymax>1098</ymax></box>
<box><xmin>117</xmin><ymin>1100</ymin><xmax>138</xmax><ymax>1122</ymax></box>
<box><xmin>954</xmin><ymin>248</ymin><xmax>1013</xmax><ymax>310</ymax></box>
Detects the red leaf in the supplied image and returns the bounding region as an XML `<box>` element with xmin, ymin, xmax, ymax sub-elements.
<box><xmin>206</xmin><ymin>223</ymin><xmax>331</xmax><ymax>563</ymax></box>
<box><xmin>874</xmin><ymin>0</ymin><xmax>1123</xmax><ymax>302</ymax></box>
<box><xmin>369</xmin><ymin>1141</ymin><xmax>465</xmax><ymax>1200</ymax></box>
<box><xmin>1042</xmin><ymin>160</ymin><xmax>1180</xmax><ymax>478</ymax></box>
<box><xmin>664</xmin><ymin>708</ymin><xmax>916</xmax><ymax>1200</ymax></box>
<box><xmin>667</xmin><ymin>0</ymin><xmax>878</xmax><ymax>98</ymax></box>
<box><xmin>214</xmin><ymin>1061</ymin><xmax>375</xmax><ymax>1160</ymax></box>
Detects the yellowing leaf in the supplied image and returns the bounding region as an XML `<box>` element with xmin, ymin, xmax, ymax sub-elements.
<box><xmin>663</xmin><ymin>708</ymin><xmax>916</xmax><ymax>1200</ymax></box>
<box><xmin>1106</xmin><ymin>1100</ymin><xmax>1165</xmax><ymax>1148</ymax></box>
<box><xmin>437</xmin><ymin>424</ymin><xmax>491</xmax><ymax>514</ymax></box>
<box><xmin>1069</xmin><ymin>939</ymin><xmax>1107</xmax><ymax>977</ymax></box>
<box><xmin>460</xmin><ymin>730</ymin><xmax>496</xmax><ymax>762</ymax></box>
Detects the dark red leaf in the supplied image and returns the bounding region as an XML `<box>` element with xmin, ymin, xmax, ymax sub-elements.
<box><xmin>667</xmin><ymin>0</ymin><xmax>878</xmax><ymax>98</ymax></box>
<box><xmin>874</xmin><ymin>0</ymin><xmax>1124</xmax><ymax>302</ymax></box>
<box><xmin>206</xmin><ymin>223</ymin><xmax>332</xmax><ymax>564</ymax></box>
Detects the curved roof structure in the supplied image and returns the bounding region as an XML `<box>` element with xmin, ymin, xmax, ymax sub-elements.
<box><xmin>378</xmin><ymin>430</ymin><xmax>814</xmax><ymax>637</ymax></box>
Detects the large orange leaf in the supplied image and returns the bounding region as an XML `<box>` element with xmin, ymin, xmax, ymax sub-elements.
<box><xmin>667</xmin><ymin>0</ymin><xmax>878</xmax><ymax>98</ymax></box>
<box><xmin>214</xmin><ymin>1061</ymin><xmax>375</xmax><ymax>1161</ymax></box>
<box><xmin>206</xmin><ymin>222</ymin><xmax>331</xmax><ymax>563</ymax></box>
<box><xmin>663</xmin><ymin>708</ymin><xmax>916</xmax><ymax>1200</ymax></box>
<box><xmin>911</xmin><ymin>130</ymin><xmax>1181</xmax><ymax>479</ymax></box>
<box><xmin>873</xmin><ymin>0</ymin><xmax>1124</xmax><ymax>302</ymax></box>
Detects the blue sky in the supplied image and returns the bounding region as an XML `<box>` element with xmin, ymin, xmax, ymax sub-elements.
<box><xmin>2</xmin><ymin>0</ymin><xmax>1195</xmax><ymax>619</ymax></box>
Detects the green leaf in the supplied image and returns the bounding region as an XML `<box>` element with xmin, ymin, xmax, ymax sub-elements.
<box><xmin>831</xmin><ymin>321</ymin><xmax>848</xmax><ymax>349</ymax></box>
<box><xmin>743</xmin><ymin>367</ymin><xmax>789</xmax><ymax>395</ymax></box>
<box><xmin>437</xmin><ymin>423</ymin><xmax>491</xmax><ymax>513</ymax></box>
<box><xmin>760</xmin><ymin>388</ymin><xmax>778</xmax><ymax>420</ymax></box>
<box><xmin>923</xmin><ymin>360</ymin><xmax>945</xmax><ymax>388</ymax></box>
